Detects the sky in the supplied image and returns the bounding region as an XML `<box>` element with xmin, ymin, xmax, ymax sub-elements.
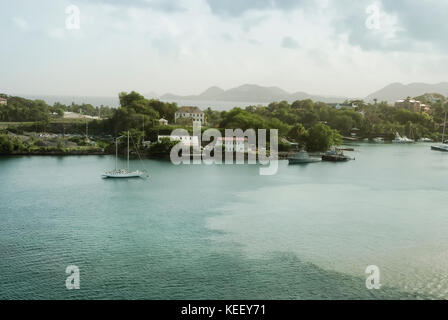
<box><xmin>1</xmin><ymin>0</ymin><xmax>448</xmax><ymax>98</ymax></box>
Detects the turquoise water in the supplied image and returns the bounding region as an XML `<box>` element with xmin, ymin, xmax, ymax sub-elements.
<box><xmin>1</xmin><ymin>143</ymin><xmax>448</xmax><ymax>299</ymax></box>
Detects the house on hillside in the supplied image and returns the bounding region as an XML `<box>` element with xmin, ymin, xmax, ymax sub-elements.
<box><xmin>175</xmin><ymin>106</ymin><xmax>205</xmax><ymax>124</ymax></box>
<box><xmin>0</xmin><ymin>97</ymin><xmax>7</xmax><ymax>105</ymax></box>
<box><xmin>159</xmin><ymin>118</ymin><xmax>168</xmax><ymax>126</ymax></box>
<box><xmin>394</xmin><ymin>97</ymin><xmax>430</xmax><ymax>113</ymax></box>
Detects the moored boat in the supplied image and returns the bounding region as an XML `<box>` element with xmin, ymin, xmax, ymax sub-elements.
<box><xmin>322</xmin><ymin>149</ymin><xmax>354</xmax><ymax>162</ymax></box>
<box><xmin>103</xmin><ymin>131</ymin><xmax>146</xmax><ymax>179</ymax></box>
<box><xmin>431</xmin><ymin>111</ymin><xmax>448</xmax><ymax>152</ymax></box>
<box><xmin>431</xmin><ymin>145</ymin><xmax>448</xmax><ymax>152</ymax></box>
<box><xmin>288</xmin><ymin>150</ymin><xmax>321</xmax><ymax>164</ymax></box>
<box><xmin>102</xmin><ymin>169</ymin><xmax>144</xmax><ymax>178</ymax></box>
<box><xmin>392</xmin><ymin>132</ymin><xmax>414</xmax><ymax>143</ymax></box>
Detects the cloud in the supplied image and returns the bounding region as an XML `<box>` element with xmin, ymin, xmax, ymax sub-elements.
<box><xmin>12</xmin><ymin>17</ymin><xmax>29</xmax><ymax>31</ymax></box>
<box><xmin>2</xmin><ymin>0</ymin><xmax>448</xmax><ymax>98</ymax></box>
<box><xmin>382</xmin><ymin>0</ymin><xmax>448</xmax><ymax>49</ymax></box>
<box><xmin>48</xmin><ymin>28</ymin><xmax>66</xmax><ymax>40</ymax></box>
<box><xmin>79</xmin><ymin>0</ymin><xmax>185</xmax><ymax>12</ymax></box>
<box><xmin>281</xmin><ymin>36</ymin><xmax>299</xmax><ymax>49</ymax></box>
<box><xmin>330</xmin><ymin>0</ymin><xmax>448</xmax><ymax>53</ymax></box>
<box><xmin>205</xmin><ymin>0</ymin><xmax>310</xmax><ymax>17</ymax></box>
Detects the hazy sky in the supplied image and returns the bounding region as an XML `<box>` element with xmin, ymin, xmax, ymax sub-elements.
<box><xmin>1</xmin><ymin>0</ymin><xmax>448</xmax><ymax>98</ymax></box>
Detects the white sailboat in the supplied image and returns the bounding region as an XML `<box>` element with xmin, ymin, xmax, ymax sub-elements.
<box><xmin>431</xmin><ymin>112</ymin><xmax>448</xmax><ymax>152</ymax></box>
<box><xmin>392</xmin><ymin>132</ymin><xmax>414</xmax><ymax>143</ymax></box>
<box><xmin>102</xmin><ymin>131</ymin><xmax>144</xmax><ymax>178</ymax></box>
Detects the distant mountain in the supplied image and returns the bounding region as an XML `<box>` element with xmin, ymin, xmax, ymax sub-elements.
<box><xmin>160</xmin><ymin>84</ymin><xmax>347</xmax><ymax>104</ymax></box>
<box><xmin>145</xmin><ymin>91</ymin><xmax>160</xmax><ymax>99</ymax></box>
<box><xmin>366</xmin><ymin>82</ymin><xmax>448</xmax><ymax>103</ymax></box>
<box><xmin>19</xmin><ymin>94</ymin><xmax>120</xmax><ymax>107</ymax></box>
<box><xmin>198</xmin><ymin>86</ymin><xmax>225</xmax><ymax>99</ymax></box>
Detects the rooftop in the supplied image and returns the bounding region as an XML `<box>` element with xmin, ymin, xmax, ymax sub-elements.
<box><xmin>396</xmin><ymin>98</ymin><xmax>421</xmax><ymax>104</ymax></box>
<box><xmin>176</xmin><ymin>106</ymin><xmax>203</xmax><ymax>114</ymax></box>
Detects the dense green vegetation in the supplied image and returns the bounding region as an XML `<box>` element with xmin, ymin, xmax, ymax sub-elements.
<box><xmin>208</xmin><ymin>99</ymin><xmax>446</xmax><ymax>141</ymax></box>
<box><xmin>0</xmin><ymin>97</ymin><xmax>50</xmax><ymax>122</ymax></box>
<box><xmin>0</xmin><ymin>134</ymin><xmax>27</xmax><ymax>153</ymax></box>
<box><xmin>51</xmin><ymin>102</ymin><xmax>114</xmax><ymax>118</ymax></box>
<box><xmin>1</xmin><ymin>91</ymin><xmax>447</xmax><ymax>155</ymax></box>
<box><xmin>103</xmin><ymin>91</ymin><xmax>178</xmax><ymax>136</ymax></box>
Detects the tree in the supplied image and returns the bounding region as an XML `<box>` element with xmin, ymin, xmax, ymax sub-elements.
<box><xmin>0</xmin><ymin>96</ymin><xmax>50</xmax><ymax>122</ymax></box>
<box><xmin>306</xmin><ymin>123</ymin><xmax>342</xmax><ymax>152</ymax></box>
<box><xmin>292</xmin><ymin>99</ymin><xmax>314</xmax><ymax>111</ymax></box>
<box><xmin>288</xmin><ymin>123</ymin><xmax>308</xmax><ymax>146</ymax></box>
<box><xmin>0</xmin><ymin>134</ymin><xmax>14</xmax><ymax>153</ymax></box>
<box><xmin>0</xmin><ymin>134</ymin><xmax>26</xmax><ymax>153</ymax></box>
<box><xmin>148</xmin><ymin>138</ymin><xmax>179</xmax><ymax>155</ymax></box>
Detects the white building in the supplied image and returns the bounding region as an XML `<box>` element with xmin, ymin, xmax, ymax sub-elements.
<box><xmin>157</xmin><ymin>135</ymin><xmax>200</xmax><ymax>148</ymax></box>
<box><xmin>215</xmin><ymin>137</ymin><xmax>252</xmax><ymax>153</ymax></box>
<box><xmin>159</xmin><ymin>118</ymin><xmax>168</xmax><ymax>126</ymax></box>
<box><xmin>0</xmin><ymin>97</ymin><xmax>7</xmax><ymax>105</ymax></box>
<box><xmin>175</xmin><ymin>106</ymin><xmax>205</xmax><ymax>124</ymax></box>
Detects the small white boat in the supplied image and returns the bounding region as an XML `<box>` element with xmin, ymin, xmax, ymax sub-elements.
<box><xmin>103</xmin><ymin>131</ymin><xmax>146</xmax><ymax>179</ymax></box>
<box><xmin>392</xmin><ymin>132</ymin><xmax>414</xmax><ymax>143</ymax></box>
<box><xmin>373</xmin><ymin>137</ymin><xmax>384</xmax><ymax>143</ymax></box>
<box><xmin>288</xmin><ymin>150</ymin><xmax>321</xmax><ymax>164</ymax></box>
<box><xmin>418</xmin><ymin>137</ymin><xmax>433</xmax><ymax>142</ymax></box>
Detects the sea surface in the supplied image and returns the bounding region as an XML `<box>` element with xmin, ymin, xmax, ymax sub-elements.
<box><xmin>19</xmin><ymin>95</ymin><xmax>265</xmax><ymax>111</ymax></box>
<box><xmin>1</xmin><ymin>143</ymin><xmax>448</xmax><ymax>299</ymax></box>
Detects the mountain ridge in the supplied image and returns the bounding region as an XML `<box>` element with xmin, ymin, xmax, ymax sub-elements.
<box><xmin>150</xmin><ymin>82</ymin><xmax>448</xmax><ymax>106</ymax></box>
<box><xmin>365</xmin><ymin>82</ymin><xmax>448</xmax><ymax>103</ymax></box>
<box><xmin>159</xmin><ymin>84</ymin><xmax>347</xmax><ymax>103</ymax></box>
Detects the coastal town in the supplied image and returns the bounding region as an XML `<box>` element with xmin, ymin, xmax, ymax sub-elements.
<box><xmin>0</xmin><ymin>91</ymin><xmax>447</xmax><ymax>160</ymax></box>
<box><xmin>4</xmin><ymin>0</ymin><xmax>448</xmax><ymax>305</ymax></box>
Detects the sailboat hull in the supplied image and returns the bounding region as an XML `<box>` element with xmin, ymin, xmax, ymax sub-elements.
<box><xmin>102</xmin><ymin>171</ymin><xmax>144</xmax><ymax>178</ymax></box>
<box><xmin>431</xmin><ymin>145</ymin><xmax>448</xmax><ymax>152</ymax></box>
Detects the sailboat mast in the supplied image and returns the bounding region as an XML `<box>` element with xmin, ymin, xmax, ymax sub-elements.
<box><xmin>142</xmin><ymin>115</ymin><xmax>145</xmax><ymax>141</ymax></box>
<box><xmin>442</xmin><ymin>111</ymin><xmax>447</xmax><ymax>144</ymax></box>
<box><xmin>115</xmin><ymin>137</ymin><xmax>118</xmax><ymax>171</ymax></box>
<box><xmin>127</xmin><ymin>131</ymin><xmax>130</xmax><ymax>171</ymax></box>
